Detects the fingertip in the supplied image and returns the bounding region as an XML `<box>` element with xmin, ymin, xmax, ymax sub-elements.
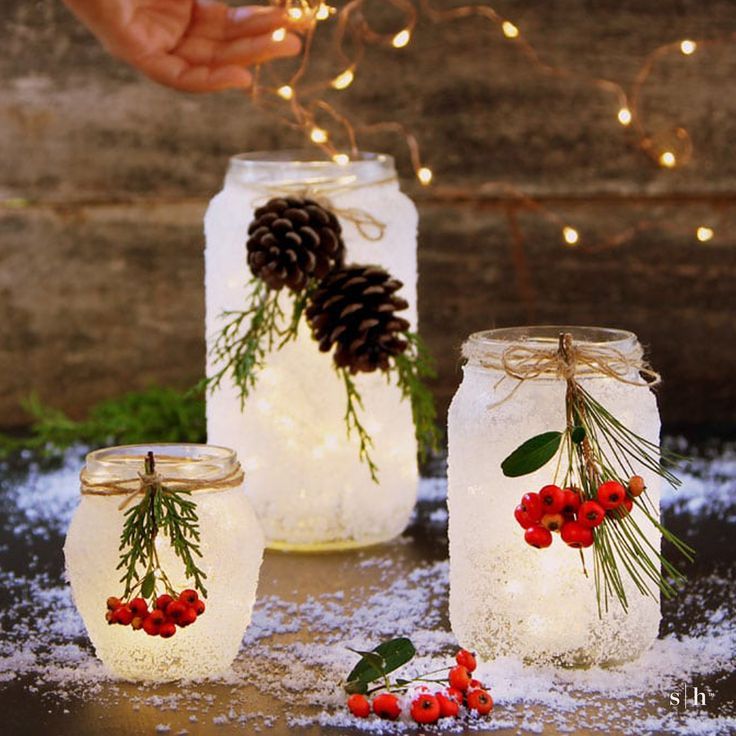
<box><xmin>274</xmin><ymin>32</ymin><xmax>302</xmax><ymax>58</ymax></box>
<box><xmin>211</xmin><ymin>65</ymin><xmax>253</xmax><ymax>91</ymax></box>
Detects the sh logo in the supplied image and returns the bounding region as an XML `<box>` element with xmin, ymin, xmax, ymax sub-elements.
<box><xmin>669</xmin><ymin>686</ymin><xmax>708</xmax><ymax>709</ymax></box>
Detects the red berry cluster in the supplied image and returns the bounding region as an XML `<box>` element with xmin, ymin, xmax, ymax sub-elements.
<box><xmin>514</xmin><ymin>476</ymin><xmax>646</xmax><ymax>550</ymax></box>
<box><xmin>105</xmin><ymin>589</ymin><xmax>205</xmax><ymax>638</ymax></box>
<box><xmin>346</xmin><ymin>649</ymin><xmax>493</xmax><ymax>725</ymax></box>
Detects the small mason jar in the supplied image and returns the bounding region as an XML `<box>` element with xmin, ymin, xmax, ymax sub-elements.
<box><xmin>64</xmin><ymin>444</ymin><xmax>264</xmax><ymax>681</ymax></box>
<box><xmin>448</xmin><ymin>326</ymin><xmax>662</xmax><ymax>667</ymax></box>
<box><xmin>204</xmin><ymin>151</ymin><xmax>418</xmax><ymax>550</ymax></box>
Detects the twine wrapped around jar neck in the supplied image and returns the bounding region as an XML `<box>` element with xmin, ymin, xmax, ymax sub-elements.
<box><xmin>251</xmin><ymin>174</ymin><xmax>399</xmax><ymax>241</ymax></box>
<box><xmin>462</xmin><ymin>331</ymin><xmax>661</xmax><ymax>388</ymax></box>
<box><xmin>80</xmin><ymin>458</ymin><xmax>244</xmax><ymax>510</ymax></box>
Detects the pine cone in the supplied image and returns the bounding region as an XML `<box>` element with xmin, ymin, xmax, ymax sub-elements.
<box><xmin>246</xmin><ymin>197</ymin><xmax>345</xmax><ymax>291</ymax></box>
<box><xmin>306</xmin><ymin>265</ymin><xmax>410</xmax><ymax>374</ymax></box>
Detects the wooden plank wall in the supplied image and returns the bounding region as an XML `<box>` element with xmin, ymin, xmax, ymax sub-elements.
<box><xmin>1</xmin><ymin>0</ymin><xmax>735</xmax><ymax>429</ymax></box>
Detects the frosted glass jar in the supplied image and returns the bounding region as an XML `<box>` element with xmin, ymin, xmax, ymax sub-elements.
<box><xmin>65</xmin><ymin>444</ymin><xmax>264</xmax><ymax>681</ymax></box>
<box><xmin>205</xmin><ymin>152</ymin><xmax>418</xmax><ymax>550</ymax></box>
<box><xmin>448</xmin><ymin>326</ymin><xmax>661</xmax><ymax>667</ymax></box>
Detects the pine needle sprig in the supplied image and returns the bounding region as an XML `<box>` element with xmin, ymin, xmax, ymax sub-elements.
<box><xmin>116</xmin><ymin>452</ymin><xmax>207</xmax><ymax>601</ymax></box>
<box><xmin>393</xmin><ymin>331</ymin><xmax>441</xmax><ymax>461</ymax></box>
<box><xmin>340</xmin><ymin>368</ymin><xmax>379</xmax><ymax>483</ymax></box>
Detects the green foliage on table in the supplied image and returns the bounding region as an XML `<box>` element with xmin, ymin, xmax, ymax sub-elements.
<box><xmin>0</xmin><ymin>387</ymin><xmax>205</xmax><ymax>457</ymax></box>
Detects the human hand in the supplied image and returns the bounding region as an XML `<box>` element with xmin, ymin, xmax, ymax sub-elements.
<box><xmin>63</xmin><ymin>0</ymin><xmax>302</xmax><ymax>92</ymax></box>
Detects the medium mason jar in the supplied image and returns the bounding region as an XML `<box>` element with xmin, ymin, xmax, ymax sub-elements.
<box><xmin>448</xmin><ymin>326</ymin><xmax>662</xmax><ymax>667</ymax></box>
<box><xmin>204</xmin><ymin>151</ymin><xmax>418</xmax><ymax>550</ymax></box>
<box><xmin>64</xmin><ymin>444</ymin><xmax>264</xmax><ymax>681</ymax></box>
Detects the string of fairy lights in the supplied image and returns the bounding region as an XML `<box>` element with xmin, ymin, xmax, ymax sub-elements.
<box><xmin>250</xmin><ymin>0</ymin><xmax>729</xmax><ymax>253</ymax></box>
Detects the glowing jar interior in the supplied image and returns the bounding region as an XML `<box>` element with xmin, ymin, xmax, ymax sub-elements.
<box><xmin>448</xmin><ymin>327</ymin><xmax>662</xmax><ymax>667</ymax></box>
<box><xmin>204</xmin><ymin>152</ymin><xmax>418</xmax><ymax>550</ymax></box>
<box><xmin>64</xmin><ymin>444</ymin><xmax>264</xmax><ymax>681</ymax></box>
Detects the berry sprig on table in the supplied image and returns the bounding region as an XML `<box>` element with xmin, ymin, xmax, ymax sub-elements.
<box><xmin>515</xmin><ymin>476</ymin><xmax>645</xmax><ymax>550</ymax></box>
<box><xmin>105</xmin><ymin>589</ymin><xmax>205</xmax><ymax>639</ymax></box>
<box><xmin>343</xmin><ymin>639</ymin><xmax>494</xmax><ymax>725</ymax></box>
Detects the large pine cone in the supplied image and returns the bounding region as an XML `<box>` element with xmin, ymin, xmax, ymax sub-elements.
<box><xmin>246</xmin><ymin>197</ymin><xmax>345</xmax><ymax>291</ymax></box>
<box><xmin>306</xmin><ymin>265</ymin><xmax>410</xmax><ymax>374</ymax></box>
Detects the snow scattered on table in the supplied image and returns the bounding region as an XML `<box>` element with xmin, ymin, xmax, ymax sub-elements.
<box><xmin>0</xmin><ymin>444</ymin><xmax>734</xmax><ymax>734</ymax></box>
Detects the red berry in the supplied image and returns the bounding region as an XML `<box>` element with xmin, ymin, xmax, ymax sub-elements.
<box><xmin>129</xmin><ymin>597</ymin><xmax>148</xmax><ymax>617</ymax></box>
<box><xmin>372</xmin><ymin>693</ymin><xmax>401</xmax><ymax>720</ymax></box>
<box><xmin>159</xmin><ymin>622</ymin><xmax>177</xmax><ymax>638</ymax></box>
<box><xmin>178</xmin><ymin>607</ymin><xmax>198</xmax><ymax>627</ymax></box>
<box><xmin>446</xmin><ymin>687</ymin><xmax>464</xmax><ymax>704</ymax></box>
<box><xmin>514</xmin><ymin>504</ymin><xmax>537</xmax><ymax>529</ymax></box>
<box><xmin>147</xmin><ymin>609</ymin><xmax>165</xmax><ymax>625</ymax></box>
<box><xmin>541</xmin><ymin>513</ymin><xmax>564</xmax><ymax>532</ymax></box>
<box><xmin>142</xmin><ymin>615</ymin><xmax>161</xmax><ymax>636</ymax></box>
<box><xmin>609</xmin><ymin>497</ymin><xmax>634</xmax><ymax>519</ymax></box>
<box><xmin>106</xmin><ymin>596</ymin><xmax>122</xmax><ymax>611</ymax></box>
<box><xmin>578</xmin><ymin>500</ymin><xmax>605</xmax><ymax>528</ymax></box>
<box><xmin>155</xmin><ymin>594</ymin><xmax>174</xmax><ymax>611</ymax></box>
<box><xmin>628</xmin><ymin>475</ymin><xmax>646</xmax><ymax>497</ymax></box>
<box><xmin>347</xmin><ymin>694</ymin><xmax>371</xmax><ymax>718</ymax></box>
<box><xmin>105</xmin><ymin>610</ymin><xmax>115</xmax><ymax>625</ymax></box>
<box><xmin>561</xmin><ymin>521</ymin><xmax>594</xmax><ymax>548</ymax></box>
<box><xmin>179</xmin><ymin>589</ymin><xmax>198</xmax><ymax>606</ymax></box>
<box><xmin>597</xmin><ymin>480</ymin><xmax>626</xmax><ymax>510</ymax></box>
<box><xmin>410</xmin><ymin>694</ymin><xmax>440</xmax><ymax>725</ymax></box>
<box><xmin>194</xmin><ymin>599</ymin><xmax>206</xmax><ymax>615</ymax></box>
<box><xmin>524</xmin><ymin>524</ymin><xmax>552</xmax><ymax>549</ymax></box>
<box><xmin>561</xmin><ymin>488</ymin><xmax>582</xmax><ymax>515</ymax></box>
<box><xmin>467</xmin><ymin>689</ymin><xmax>494</xmax><ymax>715</ymax></box>
<box><xmin>539</xmin><ymin>485</ymin><xmax>564</xmax><ymax>513</ymax></box>
<box><xmin>469</xmin><ymin>678</ymin><xmax>484</xmax><ymax>691</ymax></box>
<box><xmin>520</xmin><ymin>492</ymin><xmax>543</xmax><ymax>521</ymax></box>
<box><xmin>436</xmin><ymin>692</ymin><xmax>460</xmax><ymax>718</ymax></box>
<box><xmin>455</xmin><ymin>649</ymin><xmax>477</xmax><ymax>672</ymax></box>
<box><xmin>165</xmin><ymin>601</ymin><xmax>187</xmax><ymax>622</ymax></box>
<box><xmin>115</xmin><ymin>605</ymin><xmax>134</xmax><ymax>626</ymax></box>
<box><xmin>448</xmin><ymin>665</ymin><xmax>472</xmax><ymax>691</ymax></box>
<box><xmin>131</xmin><ymin>616</ymin><xmax>144</xmax><ymax>631</ymax></box>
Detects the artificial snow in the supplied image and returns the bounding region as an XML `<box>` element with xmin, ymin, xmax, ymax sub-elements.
<box><xmin>0</xmin><ymin>444</ymin><xmax>734</xmax><ymax>734</ymax></box>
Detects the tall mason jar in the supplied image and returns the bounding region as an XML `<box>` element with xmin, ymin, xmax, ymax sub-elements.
<box><xmin>448</xmin><ymin>326</ymin><xmax>662</xmax><ymax>666</ymax></box>
<box><xmin>204</xmin><ymin>152</ymin><xmax>418</xmax><ymax>550</ymax></box>
<box><xmin>65</xmin><ymin>444</ymin><xmax>264</xmax><ymax>681</ymax></box>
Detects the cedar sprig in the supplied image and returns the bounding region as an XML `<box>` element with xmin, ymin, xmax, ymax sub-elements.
<box><xmin>117</xmin><ymin>452</ymin><xmax>207</xmax><ymax>601</ymax></box>
<box><xmin>204</xmin><ymin>278</ymin><xmax>306</xmax><ymax>407</ymax></box>
<box><xmin>340</xmin><ymin>368</ymin><xmax>379</xmax><ymax>483</ymax></box>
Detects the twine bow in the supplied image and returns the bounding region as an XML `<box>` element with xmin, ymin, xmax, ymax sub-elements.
<box><xmin>80</xmin><ymin>456</ymin><xmax>244</xmax><ymax>511</ymax></box>
<box><xmin>252</xmin><ymin>173</ymin><xmax>398</xmax><ymax>241</ymax></box>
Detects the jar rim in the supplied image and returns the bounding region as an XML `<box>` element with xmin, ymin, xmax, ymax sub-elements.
<box><xmin>225</xmin><ymin>150</ymin><xmax>396</xmax><ymax>186</ymax></box>
<box><xmin>468</xmin><ymin>325</ymin><xmax>638</xmax><ymax>351</ymax></box>
<box><xmin>85</xmin><ymin>443</ymin><xmax>237</xmax><ymax>478</ymax></box>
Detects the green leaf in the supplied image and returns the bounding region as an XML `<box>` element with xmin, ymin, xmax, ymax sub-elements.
<box><xmin>140</xmin><ymin>571</ymin><xmax>155</xmax><ymax>599</ymax></box>
<box><xmin>501</xmin><ymin>431</ymin><xmax>563</xmax><ymax>477</ymax></box>
<box><xmin>571</xmin><ymin>426</ymin><xmax>586</xmax><ymax>444</ymax></box>
<box><xmin>344</xmin><ymin>638</ymin><xmax>416</xmax><ymax>693</ymax></box>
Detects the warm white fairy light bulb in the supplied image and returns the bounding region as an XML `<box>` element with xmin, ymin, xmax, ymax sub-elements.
<box><xmin>617</xmin><ymin>107</ymin><xmax>632</xmax><ymax>126</ymax></box>
<box><xmin>659</xmin><ymin>151</ymin><xmax>676</xmax><ymax>168</ymax></box>
<box><xmin>271</xmin><ymin>27</ymin><xmax>287</xmax><ymax>42</ymax></box>
<box><xmin>332</xmin><ymin>153</ymin><xmax>350</xmax><ymax>165</ymax></box>
<box><xmin>562</xmin><ymin>226</ymin><xmax>579</xmax><ymax>245</ymax></box>
<box><xmin>287</xmin><ymin>7</ymin><xmax>304</xmax><ymax>20</ymax></box>
<box><xmin>696</xmin><ymin>226</ymin><xmax>714</xmax><ymax>242</ymax></box>
<box><xmin>417</xmin><ymin>167</ymin><xmax>433</xmax><ymax>185</ymax></box>
<box><xmin>310</xmin><ymin>127</ymin><xmax>328</xmax><ymax>144</ymax></box>
<box><xmin>332</xmin><ymin>68</ymin><xmax>355</xmax><ymax>90</ymax></box>
<box><xmin>277</xmin><ymin>85</ymin><xmax>294</xmax><ymax>100</ymax></box>
<box><xmin>502</xmin><ymin>21</ymin><xmax>520</xmax><ymax>39</ymax></box>
<box><xmin>315</xmin><ymin>3</ymin><xmax>332</xmax><ymax>21</ymax></box>
<box><xmin>680</xmin><ymin>39</ymin><xmax>697</xmax><ymax>55</ymax></box>
<box><xmin>392</xmin><ymin>29</ymin><xmax>411</xmax><ymax>48</ymax></box>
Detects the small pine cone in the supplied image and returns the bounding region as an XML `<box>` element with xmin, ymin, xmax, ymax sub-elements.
<box><xmin>246</xmin><ymin>196</ymin><xmax>345</xmax><ymax>291</ymax></box>
<box><xmin>306</xmin><ymin>265</ymin><xmax>410</xmax><ymax>374</ymax></box>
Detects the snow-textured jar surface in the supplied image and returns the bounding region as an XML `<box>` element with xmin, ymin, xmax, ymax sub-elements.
<box><xmin>448</xmin><ymin>326</ymin><xmax>661</xmax><ymax>667</ymax></box>
<box><xmin>65</xmin><ymin>444</ymin><xmax>264</xmax><ymax>681</ymax></box>
<box><xmin>205</xmin><ymin>152</ymin><xmax>418</xmax><ymax>550</ymax></box>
